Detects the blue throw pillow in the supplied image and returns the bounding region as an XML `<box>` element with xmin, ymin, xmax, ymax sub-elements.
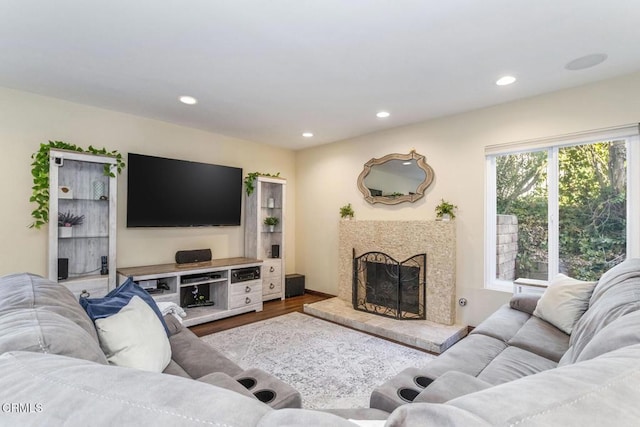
<box><xmin>80</xmin><ymin>278</ymin><xmax>170</xmax><ymax>336</ymax></box>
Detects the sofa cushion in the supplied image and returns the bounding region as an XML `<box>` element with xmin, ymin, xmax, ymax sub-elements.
<box><xmin>94</xmin><ymin>295</ymin><xmax>171</xmax><ymax>372</ymax></box>
<box><xmin>507</xmin><ymin>315</ymin><xmax>569</xmax><ymax>362</ymax></box>
<box><xmin>0</xmin><ymin>273</ymin><xmax>100</xmax><ymax>342</ymax></box>
<box><xmin>476</xmin><ymin>346</ymin><xmax>557</xmax><ymax>384</ymax></box>
<box><xmin>469</xmin><ymin>304</ymin><xmax>531</xmax><ymax>343</ymax></box>
<box><xmin>0</xmin><ymin>273</ymin><xmax>107</xmax><ymax>364</ymax></box>
<box><xmin>574</xmin><ymin>310</ymin><xmax>640</xmax><ymax>363</ymax></box>
<box><xmin>420</xmin><ymin>334</ymin><xmax>508</xmax><ymax>379</ymax></box>
<box><xmin>565</xmin><ymin>258</ymin><xmax>640</xmax><ymax>363</ymax></box>
<box><xmin>0</xmin><ymin>351</ymin><xmax>273</xmax><ymax>426</ymax></box>
<box><xmin>80</xmin><ymin>278</ymin><xmax>170</xmax><ymax>336</ymax></box>
<box><xmin>441</xmin><ymin>343</ymin><xmax>640</xmax><ymax>426</ymax></box>
<box><xmin>532</xmin><ymin>273</ymin><xmax>596</xmax><ymax>335</ymax></box>
<box><xmin>509</xmin><ymin>293</ymin><xmax>541</xmax><ymax>315</ymax></box>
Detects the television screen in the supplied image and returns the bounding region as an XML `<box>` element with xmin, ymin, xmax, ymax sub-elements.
<box><xmin>126</xmin><ymin>153</ymin><xmax>242</xmax><ymax>227</ymax></box>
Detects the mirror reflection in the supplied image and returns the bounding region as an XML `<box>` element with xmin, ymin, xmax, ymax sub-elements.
<box><xmin>357</xmin><ymin>151</ymin><xmax>434</xmax><ymax>205</ymax></box>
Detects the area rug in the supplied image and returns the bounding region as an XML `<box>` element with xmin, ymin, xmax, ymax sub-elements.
<box><xmin>200</xmin><ymin>312</ymin><xmax>435</xmax><ymax>409</ymax></box>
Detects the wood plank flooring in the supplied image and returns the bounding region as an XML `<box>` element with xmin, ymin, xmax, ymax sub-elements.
<box><xmin>188</xmin><ymin>291</ymin><xmax>333</xmax><ymax>337</ymax></box>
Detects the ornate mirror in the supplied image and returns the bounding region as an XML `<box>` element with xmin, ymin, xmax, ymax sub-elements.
<box><xmin>357</xmin><ymin>151</ymin><xmax>434</xmax><ymax>205</ymax></box>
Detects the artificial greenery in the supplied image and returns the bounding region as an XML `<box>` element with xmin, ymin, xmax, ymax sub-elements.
<box><xmin>244</xmin><ymin>171</ymin><xmax>281</xmax><ymax>196</ymax></box>
<box><xmin>339</xmin><ymin>203</ymin><xmax>355</xmax><ymax>219</ymax></box>
<box><xmin>435</xmin><ymin>199</ymin><xmax>457</xmax><ymax>219</ymax></box>
<box><xmin>263</xmin><ymin>216</ymin><xmax>280</xmax><ymax>226</ymax></box>
<box><xmin>29</xmin><ymin>140</ymin><xmax>125</xmax><ymax>229</ymax></box>
<box><xmin>58</xmin><ymin>212</ymin><xmax>85</xmax><ymax>227</ymax></box>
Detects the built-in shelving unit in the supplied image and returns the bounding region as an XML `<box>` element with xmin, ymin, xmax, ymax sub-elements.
<box><xmin>245</xmin><ymin>176</ymin><xmax>286</xmax><ymax>301</ymax></box>
<box><xmin>117</xmin><ymin>257</ymin><xmax>263</xmax><ymax>327</ymax></box>
<box><xmin>48</xmin><ymin>149</ymin><xmax>117</xmax><ymax>299</ymax></box>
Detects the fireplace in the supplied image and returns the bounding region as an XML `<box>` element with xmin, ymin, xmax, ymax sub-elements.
<box><xmin>352</xmin><ymin>251</ymin><xmax>426</xmax><ymax>320</ymax></box>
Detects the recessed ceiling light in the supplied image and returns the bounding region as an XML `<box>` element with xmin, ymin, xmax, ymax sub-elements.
<box><xmin>179</xmin><ymin>96</ymin><xmax>198</xmax><ymax>105</ymax></box>
<box><xmin>302</xmin><ymin>132</ymin><xmax>314</xmax><ymax>138</ymax></box>
<box><xmin>376</xmin><ymin>111</ymin><xmax>390</xmax><ymax>118</ymax></box>
<box><xmin>565</xmin><ymin>53</ymin><xmax>608</xmax><ymax>71</ymax></box>
<box><xmin>496</xmin><ymin>76</ymin><xmax>516</xmax><ymax>86</ymax></box>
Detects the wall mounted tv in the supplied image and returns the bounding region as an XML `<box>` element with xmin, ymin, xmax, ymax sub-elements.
<box><xmin>127</xmin><ymin>153</ymin><xmax>243</xmax><ymax>227</ymax></box>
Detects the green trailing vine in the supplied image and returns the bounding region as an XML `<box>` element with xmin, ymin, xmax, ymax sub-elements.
<box><xmin>244</xmin><ymin>171</ymin><xmax>281</xmax><ymax>196</ymax></box>
<box><xmin>29</xmin><ymin>140</ymin><xmax>126</xmax><ymax>229</ymax></box>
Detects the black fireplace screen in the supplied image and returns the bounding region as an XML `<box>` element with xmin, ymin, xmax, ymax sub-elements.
<box><xmin>352</xmin><ymin>251</ymin><xmax>426</xmax><ymax>320</ymax></box>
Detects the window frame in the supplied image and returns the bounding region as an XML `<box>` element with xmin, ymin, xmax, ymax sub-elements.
<box><xmin>485</xmin><ymin>125</ymin><xmax>640</xmax><ymax>292</ymax></box>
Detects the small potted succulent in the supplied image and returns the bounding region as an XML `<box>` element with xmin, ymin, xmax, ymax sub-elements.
<box><xmin>264</xmin><ymin>216</ymin><xmax>279</xmax><ymax>232</ymax></box>
<box><xmin>435</xmin><ymin>199</ymin><xmax>457</xmax><ymax>221</ymax></box>
<box><xmin>58</xmin><ymin>211</ymin><xmax>84</xmax><ymax>238</ymax></box>
<box><xmin>339</xmin><ymin>203</ymin><xmax>355</xmax><ymax>220</ymax></box>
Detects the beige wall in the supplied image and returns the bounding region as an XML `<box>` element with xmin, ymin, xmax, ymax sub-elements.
<box><xmin>0</xmin><ymin>87</ymin><xmax>296</xmax><ymax>277</ymax></box>
<box><xmin>295</xmin><ymin>71</ymin><xmax>640</xmax><ymax>326</ymax></box>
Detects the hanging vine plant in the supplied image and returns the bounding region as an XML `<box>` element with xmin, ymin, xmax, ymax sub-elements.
<box><xmin>244</xmin><ymin>171</ymin><xmax>281</xmax><ymax>196</ymax></box>
<box><xmin>29</xmin><ymin>140</ymin><xmax>125</xmax><ymax>229</ymax></box>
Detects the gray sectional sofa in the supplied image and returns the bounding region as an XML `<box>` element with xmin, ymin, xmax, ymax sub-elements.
<box><xmin>371</xmin><ymin>258</ymin><xmax>640</xmax><ymax>425</ymax></box>
<box><xmin>2</xmin><ymin>258</ymin><xmax>640</xmax><ymax>426</ymax></box>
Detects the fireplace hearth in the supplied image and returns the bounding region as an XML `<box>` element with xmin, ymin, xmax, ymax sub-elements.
<box><xmin>352</xmin><ymin>251</ymin><xmax>426</xmax><ymax>320</ymax></box>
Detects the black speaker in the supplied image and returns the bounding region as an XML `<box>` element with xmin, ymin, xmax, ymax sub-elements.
<box><xmin>100</xmin><ymin>256</ymin><xmax>109</xmax><ymax>275</ymax></box>
<box><xmin>271</xmin><ymin>244</ymin><xmax>280</xmax><ymax>258</ymax></box>
<box><xmin>285</xmin><ymin>274</ymin><xmax>305</xmax><ymax>298</ymax></box>
<box><xmin>175</xmin><ymin>248</ymin><xmax>212</xmax><ymax>264</ymax></box>
<box><xmin>58</xmin><ymin>258</ymin><xmax>69</xmax><ymax>280</ymax></box>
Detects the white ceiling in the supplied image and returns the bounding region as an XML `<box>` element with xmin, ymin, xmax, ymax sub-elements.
<box><xmin>2</xmin><ymin>1</ymin><xmax>640</xmax><ymax>150</ymax></box>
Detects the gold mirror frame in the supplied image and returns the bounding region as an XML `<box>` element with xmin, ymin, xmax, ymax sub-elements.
<box><xmin>357</xmin><ymin>150</ymin><xmax>434</xmax><ymax>205</ymax></box>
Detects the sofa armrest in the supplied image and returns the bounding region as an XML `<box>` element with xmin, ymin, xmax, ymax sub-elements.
<box><xmin>509</xmin><ymin>293</ymin><xmax>541</xmax><ymax>315</ymax></box>
<box><xmin>413</xmin><ymin>371</ymin><xmax>493</xmax><ymax>404</ymax></box>
<box><xmin>197</xmin><ymin>371</ymin><xmax>258</xmax><ymax>400</ymax></box>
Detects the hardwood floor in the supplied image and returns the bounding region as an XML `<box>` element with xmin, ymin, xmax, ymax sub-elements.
<box><xmin>188</xmin><ymin>291</ymin><xmax>334</xmax><ymax>337</ymax></box>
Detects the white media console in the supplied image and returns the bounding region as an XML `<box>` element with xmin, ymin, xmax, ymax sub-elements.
<box><xmin>117</xmin><ymin>257</ymin><xmax>263</xmax><ymax>327</ymax></box>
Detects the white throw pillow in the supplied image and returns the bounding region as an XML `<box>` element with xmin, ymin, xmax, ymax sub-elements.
<box><xmin>95</xmin><ymin>295</ymin><xmax>171</xmax><ymax>372</ymax></box>
<box><xmin>533</xmin><ymin>274</ymin><xmax>596</xmax><ymax>335</ymax></box>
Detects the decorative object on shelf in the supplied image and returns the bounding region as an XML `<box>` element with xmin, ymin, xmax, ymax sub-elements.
<box><xmin>58</xmin><ymin>211</ymin><xmax>85</xmax><ymax>238</ymax></box>
<box><xmin>435</xmin><ymin>199</ymin><xmax>457</xmax><ymax>221</ymax></box>
<box><xmin>357</xmin><ymin>150</ymin><xmax>434</xmax><ymax>205</ymax></box>
<box><xmin>267</xmin><ymin>197</ymin><xmax>275</xmax><ymax>208</ymax></box>
<box><xmin>264</xmin><ymin>216</ymin><xmax>279</xmax><ymax>232</ymax></box>
<box><xmin>339</xmin><ymin>203</ymin><xmax>355</xmax><ymax>220</ymax></box>
<box><xmin>244</xmin><ymin>171</ymin><xmax>281</xmax><ymax>196</ymax></box>
<box><xmin>29</xmin><ymin>140</ymin><xmax>125</xmax><ymax>229</ymax></box>
<box><xmin>58</xmin><ymin>186</ymin><xmax>73</xmax><ymax>199</ymax></box>
<box><xmin>92</xmin><ymin>181</ymin><xmax>107</xmax><ymax>200</ymax></box>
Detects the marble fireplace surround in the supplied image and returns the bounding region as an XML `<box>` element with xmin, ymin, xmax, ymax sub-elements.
<box><xmin>338</xmin><ymin>220</ymin><xmax>456</xmax><ymax>325</ymax></box>
<box><xmin>304</xmin><ymin>220</ymin><xmax>466</xmax><ymax>354</ymax></box>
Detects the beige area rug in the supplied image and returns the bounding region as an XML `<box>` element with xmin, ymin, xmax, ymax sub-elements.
<box><xmin>200</xmin><ymin>312</ymin><xmax>435</xmax><ymax>409</ymax></box>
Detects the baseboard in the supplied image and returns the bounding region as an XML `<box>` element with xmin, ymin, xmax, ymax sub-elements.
<box><xmin>304</xmin><ymin>289</ymin><xmax>336</xmax><ymax>298</ymax></box>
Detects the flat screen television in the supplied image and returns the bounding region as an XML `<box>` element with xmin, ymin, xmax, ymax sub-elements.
<box><xmin>127</xmin><ymin>153</ymin><xmax>242</xmax><ymax>227</ymax></box>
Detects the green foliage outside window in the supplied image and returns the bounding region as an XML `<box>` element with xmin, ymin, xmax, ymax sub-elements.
<box><xmin>496</xmin><ymin>141</ymin><xmax>626</xmax><ymax>281</ymax></box>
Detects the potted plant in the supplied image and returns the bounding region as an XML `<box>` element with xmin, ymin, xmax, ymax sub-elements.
<box><xmin>435</xmin><ymin>199</ymin><xmax>457</xmax><ymax>221</ymax></box>
<box><xmin>339</xmin><ymin>203</ymin><xmax>355</xmax><ymax>220</ymax></box>
<box><xmin>58</xmin><ymin>211</ymin><xmax>85</xmax><ymax>238</ymax></box>
<box><xmin>264</xmin><ymin>216</ymin><xmax>279</xmax><ymax>232</ymax></box>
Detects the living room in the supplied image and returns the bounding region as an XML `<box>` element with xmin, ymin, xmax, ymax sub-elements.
<box><xmin>3</xmin><ymin>69</ymin><xmax>640</xmax><ymax>328</ymax></box>
<box><xmin>2</xmin><ymin>2</ymin><xmax>640</xmax><ymax>425</ymax></box>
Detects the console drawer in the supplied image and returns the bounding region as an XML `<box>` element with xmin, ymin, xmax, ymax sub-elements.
<box><xmin>262</xmin><ymin>260</ymin><xmax>282</xmax><ymax>279</ymax></box>
<box><xmin>262</xmin><ymin>279</ymin><xmax>282</xmax><ymax>296</ymax></box>
<box><xmin>230</xmin><ymin>281</ymin><xmax>261</xmax><ymax>296</ymax></box>
<box><xmin>230</xmin><ymin>290</ymin><xmax>262</xmax><ymax>309</ymax></box>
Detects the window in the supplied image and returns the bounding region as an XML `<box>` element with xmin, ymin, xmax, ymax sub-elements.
<box><xmin>485</xmin><ymin>125</ymin><xmax>640</xmax><ymax>291</ymax></box>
